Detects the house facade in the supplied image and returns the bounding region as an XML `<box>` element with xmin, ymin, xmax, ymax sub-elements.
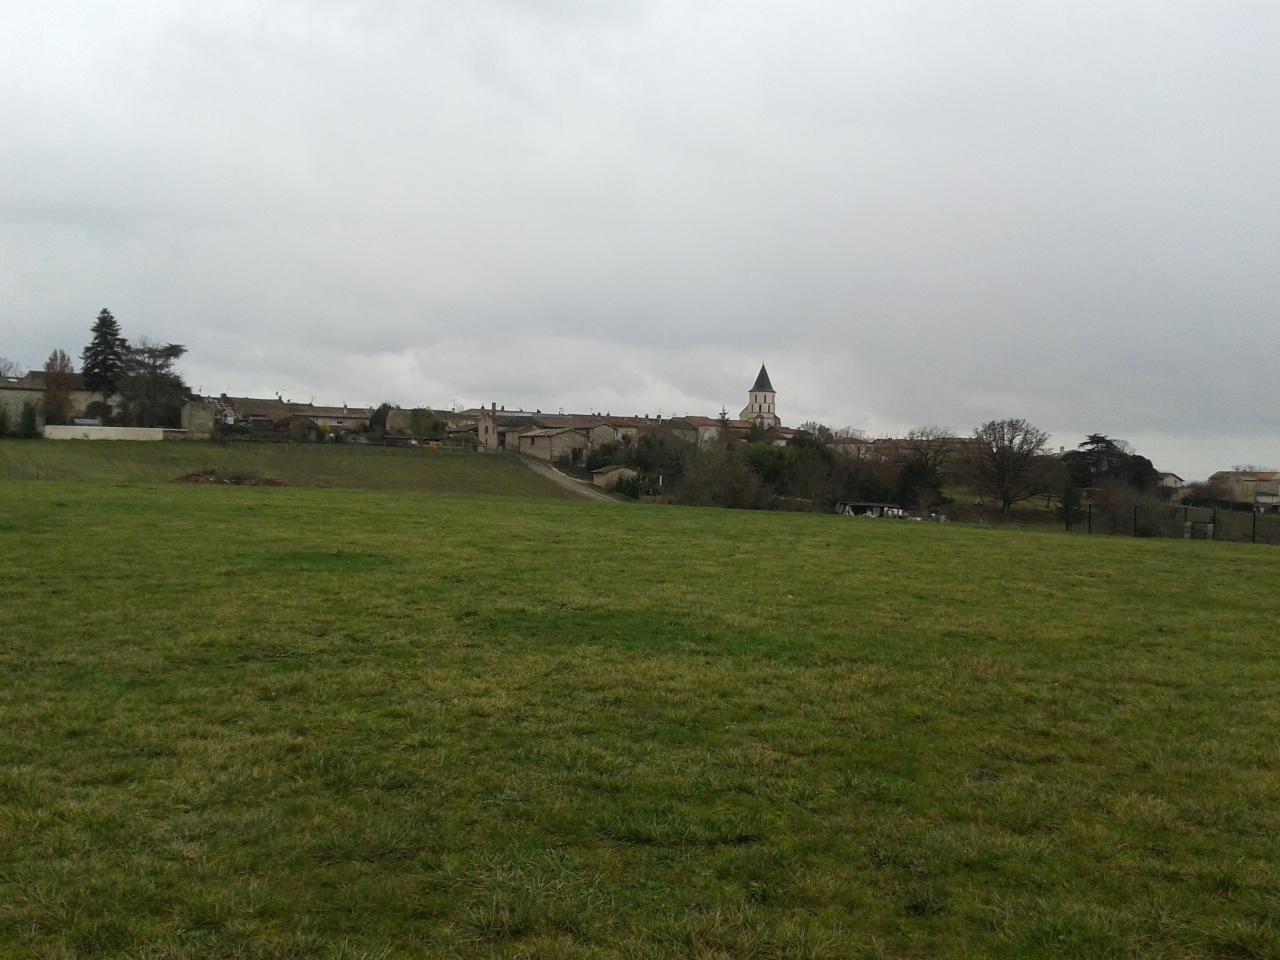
<box><xmin>212</xmin><ymin>395</ymin><xmax>374</xmax><ymax>435</ymax></box>
<box><xmin>0</xmin><ymin>378</ymin><xmax>45</xmax><ymax>428</ymax></box>
<box><xmin>517</xmin><ymin>427</ymin><xmax>593</xmax><ymax>463</ymax></box>
<box><xmin>1</xmin><ymin>371</ymin><xmax>125</xmax><ymax>427</ymax></box>
<box><xmin>1209</xmin><ymin>470</ymin><xmax>1280</xmax><ymax>512</ymax></box>
<box><xmin>359</xmin><ymin>367</ymin><xmax>797</xmax><ymax>462</ymax></box>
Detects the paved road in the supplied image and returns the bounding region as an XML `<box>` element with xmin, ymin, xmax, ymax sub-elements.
<box><xmin>518</xmin><ymin>456</ymin><xmax>619</xmax><ymax>503</ymax></box>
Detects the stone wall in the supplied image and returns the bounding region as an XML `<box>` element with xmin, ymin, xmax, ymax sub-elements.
<box><xmin>0</xmin><ymin>384</ymin><xmax>44</xmax><ymax>429</ymax></box>
<box><xmin>519</xmin><ymin>430</ymin><xmax>590</xmax><ymax>462</ymax></box>
<box><xmin>44</xmin><ymin>425</ymin><xmax>171</xmax><ymax>441</ymax></box>
<box><xmin>180</xmin><ymin>401</ymin><xmax>216</xmax><ymax>439</ymax></box>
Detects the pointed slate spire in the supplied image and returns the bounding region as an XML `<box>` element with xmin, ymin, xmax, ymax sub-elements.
<box><xmin>749</xmin><ymin>364</ymin><xmax>774</xmax><ymax>393</ymax></box>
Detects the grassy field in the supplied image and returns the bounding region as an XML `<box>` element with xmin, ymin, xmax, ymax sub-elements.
<box><xmin>2</xmin><ymin>460</ymin><xmax>1279</xmax><ymax>958</ymax></box>
<box><xmin>0</xmin><ymin>439</ymin><xmax>573</xmax><ymax>498</ymax></box>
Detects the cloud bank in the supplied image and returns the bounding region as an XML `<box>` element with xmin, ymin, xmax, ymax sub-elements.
<box><xmin>3</xmin><ymin>1</ymin><xmax>1278</xmax><ymax>476</ymax></box>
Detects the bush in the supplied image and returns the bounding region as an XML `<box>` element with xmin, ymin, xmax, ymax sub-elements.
<box><xmin>679</xmin><ymin>443</ymin><xmax>763</xmax><ymax>509</ymax></box>
<box><xmin>19</xmin><ymin>401</ymin><xmax>40</xmax><ymax>439</ymax></box>
<box><xmin>0</xmin><ymin>406</ymin><xmax>9</xmax><ymax>437</ymax></box>
<box><xmin>84</xmin><ymin>400</ymin><xmax>113</xmax><ymax>424</ymax></box>
<box><xmin>614</xmin><ymin>473</ymin><xmax>646</xmax><ymax>499</ymax></box>
<box><xmin>1057</xmin><ymin>484</ymin><xmax>1085</xmax><ymax>526</ymax></box>
<box><xmin>585</xmin><ymin>441</ymin><xmax>620</xmax><ymax>472</ymax></box>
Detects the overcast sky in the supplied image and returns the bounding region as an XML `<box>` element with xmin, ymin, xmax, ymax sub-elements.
<box><xmin>3</xmin><ymin>1</ymin><xmax>1278</xmax><ymax>477</ymax></box>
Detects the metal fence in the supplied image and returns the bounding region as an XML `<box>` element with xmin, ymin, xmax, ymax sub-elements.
<box><xmin>1066</xmin><ymin>502</ymin><xmax>1280</xmax><ymax>546</ymax></box>
<box><xmin>1</xmin><ymin>461</ymin><xmax>58</xmax><ymax>482</ymax></box>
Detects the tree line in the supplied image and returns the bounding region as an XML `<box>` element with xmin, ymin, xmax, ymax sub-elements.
<box><xmin>588</xmin><ymin>418</ymin><xmax>1165</xmax><ymax>518</ymax></box>
<box><xmin>0</xmin><ymin>308</ymin><xmax>190</xmax><ymax>435</ymax></box>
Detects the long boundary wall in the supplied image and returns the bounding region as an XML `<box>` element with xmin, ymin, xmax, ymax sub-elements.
<box><xmin>43</xmin><ymin>425</ymin><xmax>190</xmax><ymax>442</ymax></box>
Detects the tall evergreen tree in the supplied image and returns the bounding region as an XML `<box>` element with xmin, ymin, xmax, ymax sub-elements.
<box><xmin>81</xmin><ymin>308</ymin><xmax>128</xmax><ymax>401</ymax></box>
<box><xmin>119</xmin><ymin>338</ymin><xmax>188</xmax><ymax>428</ymax></box>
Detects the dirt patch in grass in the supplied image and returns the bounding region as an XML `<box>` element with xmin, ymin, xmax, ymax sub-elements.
<box><xmin>175</xmin><ymin>470</ymin><xmax>289</xmax><ymax>486</ymax></box>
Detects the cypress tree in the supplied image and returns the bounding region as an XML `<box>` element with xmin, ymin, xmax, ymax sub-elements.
<box><xmin>19</xmin><ymin>401</ymin><xmax>40</xmax><ymax>438</ymax></box>
<box><xmin>81</xmin><ymin>308</ymin><xmax>128</xmax><ymax>401</ymax></box>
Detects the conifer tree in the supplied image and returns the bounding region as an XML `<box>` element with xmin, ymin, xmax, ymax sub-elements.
<box><xmin>119</xmin><ymin>338</ymin><xmax>188</xmax><ymax>427</ymax></box>
<box><xmin>19</xmin><ymin>401</ymin><xmax>40</xmax><ymax>438</ymax></box>
<box><xmin>81</xmin><ymin>308</ymin><xmax>128</xmax><ymax>402</ymax></box>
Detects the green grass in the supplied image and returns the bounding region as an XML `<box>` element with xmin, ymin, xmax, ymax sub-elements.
<box><xmin>0</xmin><ymin>439</ymin><xmax>572</xmax><ymax>498</ymax></box>
<box><xmin>2</xmin><ymin>469</ymin><xmax>1279</xmax><ymax>957</ymax></box>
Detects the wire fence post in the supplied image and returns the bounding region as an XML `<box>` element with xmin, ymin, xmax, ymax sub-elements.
<box><xmin>1087</xmin><ymin>502</ymin><xmax>1093</xmax><ymax>534</ymax></box>
<box><xmin>1253</xmin><ymin>510</ymin><xmax>1258</xmax><ymax>544</ymax></box>
<box><xmin>1133</xmin><ymin>504</ymin><xmax>1138</xmax><ymax>537</ymax></box>
<box><xmin>1212</xmin><ymin>508</ymin><xmax>1217</xmax><ymax>541</ymax></box>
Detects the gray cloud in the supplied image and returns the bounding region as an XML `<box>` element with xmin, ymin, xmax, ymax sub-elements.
<box><xmin>3</xmin><ymin>0</ymin><xmax>1278</xmax><ymax>477</ymax></box>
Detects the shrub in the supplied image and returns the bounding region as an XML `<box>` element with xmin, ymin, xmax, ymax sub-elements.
<box><xmin>84</xmin><ymin>400</ymin><xmax>113</xmax><ymax>424</ymax></box>
<box><xmin>0</xmin><ymin>406</ymin><xmax>10</xmax><ymax>437</ymax></box>
<box><xmin>1057</xmin><ymin>484</ymin><xmax>1085</xmax><ymax>526</ymax></box>
<box><xmin>19</xmin><ymin>401</ymin><xmax>40</xmax><ymax>438</ymax></box>
<box><xmin>614</xmin><ymin>473</ymin><xmax>645</xmax><ymax>499</ymax></box>
<box><xmin>679</xmin><ymin>444</ymin><xmax>763</xmax><ymax>509</ymax></box>
<box><xmin>554</xmin><ymin>452</ymin><xmax>584</xmax><ymax>470</ymax></box>
<box><xmin>585</xmin><ymin>441</ymin><xmax>620</xmax><ymax>472</ymax></box>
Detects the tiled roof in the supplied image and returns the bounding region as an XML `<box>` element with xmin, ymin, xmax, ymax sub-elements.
<box><xmin>21</xmin><ymin>371</ymin><xmax>88</xmax><ymax>390</ymax></box>
<box><xmin>219</xmin><ymin>396</ymin><xmax>372</xmax><ymax>421</ymax></box>
<box><xmin>749</xmin><ymin>365</ymin><xmax>774</xmax><ymax>393</ymax></box>
<box><xmin>307</xmin><ymin>406</ymin><xmax>373</xmax><ymax>419</ymax></box>
<box><xmin>519</xmin><ymin>426</ymin><xmax>590</xmax><ymax>438</ymax></box>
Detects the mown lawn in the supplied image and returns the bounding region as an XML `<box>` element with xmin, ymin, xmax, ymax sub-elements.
<box><xmin>0</xmin><ymin>439</ymin><xmax>572</xmax><ymax>498</ymax></box>
<box><xmin>1</xmin><ymin>479</ymin><xmax>1278</xmax><ymax>959</ymax></box>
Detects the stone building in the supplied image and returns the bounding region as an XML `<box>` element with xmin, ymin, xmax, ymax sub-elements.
<box><xmin>0</xmin><ymin>377</ymin><xmax>44</xmax><ymax>429</ymax></box>
<box><xmin>517</xmin><ymin>426</ymin><xmax>593</xmax><ymax>463</ymax></box>
<box><xmin>461</xmin><ymin>366</ymin><xmax>791</xmax><ymax>461</ymax></box>
<box><xmin>739</xmin><ymin>365</ymin><xmax>779</xmax><ymax>429</ymax></box>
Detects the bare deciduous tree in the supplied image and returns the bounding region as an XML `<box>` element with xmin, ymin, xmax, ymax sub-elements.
<box><xmin>965</xmin><ymin>418</ymin><xmax>1051</xmax><ymax>512</ymax></box>
<box><xmin>904</xmin><ymin>425</ymin><xmax>957</xmax><ymax>479</ymax></box>
<box><xmin>798</xmin><ymin>420</ymin><xmax>833</xmax><ymax>443</ymax></box>
<box><xmin>42</xmin><ymin>349</ymin><xmax>76</xmax><ymax>425</ymax></box>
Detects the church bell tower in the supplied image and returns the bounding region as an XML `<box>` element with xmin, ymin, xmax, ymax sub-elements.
<box><xmin>739</xmin><ymin>364</ymin><xmax>778</xmax><ymax>428</ymax></box>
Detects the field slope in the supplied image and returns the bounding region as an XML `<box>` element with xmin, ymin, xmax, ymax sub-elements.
<box><xmin>0</xmin><ymin>439</ymin><xmax>573</xmax><ymax>498</ymax></box>
<box><xmin>1</xmin><ymin>480</ymin><xmax>1278</xmax><ymax>959</ymax></box>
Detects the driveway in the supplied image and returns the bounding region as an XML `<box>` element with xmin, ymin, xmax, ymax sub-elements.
<box><xmin>519</xmin><ymin>456</ymin><xmax>619</xmax><ymax>503</ymax></box>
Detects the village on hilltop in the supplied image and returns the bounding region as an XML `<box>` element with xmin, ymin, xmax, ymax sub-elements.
<box><xmin>2</xmin><ymin>308</ymin><xmax>1276</xmax><ymax>523</ymax></box>
<box><xmin>201</xmin><ymin>364</ymin><xmax>805</xmax><ymax>463</ymax></box>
